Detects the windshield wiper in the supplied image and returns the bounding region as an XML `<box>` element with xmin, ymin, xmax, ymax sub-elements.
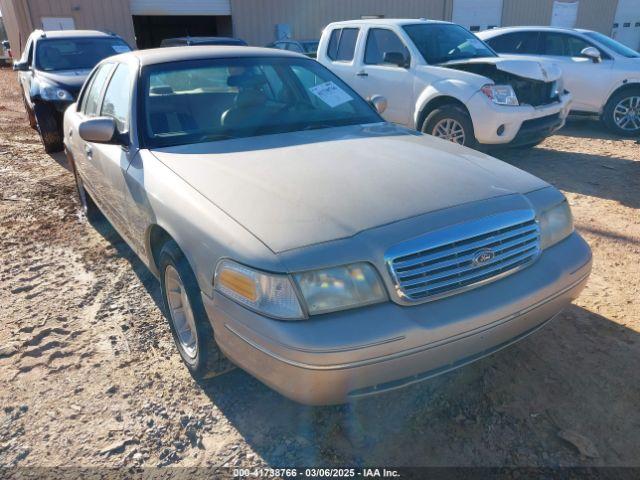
<box><xmin>302</xmin><ymin>124</ymin><xmax>336</xmax><ymax>131</ymax></box>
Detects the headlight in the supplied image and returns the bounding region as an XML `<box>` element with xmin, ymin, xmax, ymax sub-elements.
<box><xmin>293</xmin><ymin>263</ymin><xmax>387</xmax><ymax>316</ymax></box>
<box><xmin>214</xmin><ymin>260</ymin><xmax>304</xmax><ymax>320</ymax></box>
<box><xmin>481</xmin><ymin>84</ymin><xmax>519</xmax><ymax>106</ymax></box>
<box><xmin>539</xmin><ymin>200</ymin><xmax>574</xmax><ymax>249</ymax></box>
<box><xmin>39</xmin><ymin>83</ymin><xmax>73</xmax><ymax>101</ymax></box>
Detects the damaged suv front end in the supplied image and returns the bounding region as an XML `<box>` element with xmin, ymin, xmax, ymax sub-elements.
<box><xmin>445</xmin><ymin>57</ymin><xmax>572</xmax><ymax>146</ymax></box>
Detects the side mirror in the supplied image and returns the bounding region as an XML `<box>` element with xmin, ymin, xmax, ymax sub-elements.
<box><xmin>79</xmin><ymin>117</ymin><xmax>116</xmax><ymax>143</ymax></box>
<box><xmin>580</xmin><ymin>46</ymin><xmax>601</xmax><ymax>63</ymax></box>
<box><xmin>13</xmin><ymin>61</ymin><xmax>29</xmax><ymax>72</ymax></box>
<box><xmin>383</xmin><ymin>51</ymin><xmax>409</xmax><ymax>68</ymax></box>
<box><xmin>368</xmin><ymin>94</ymin><xmax>388</xmax><ymax>115</ymax></box>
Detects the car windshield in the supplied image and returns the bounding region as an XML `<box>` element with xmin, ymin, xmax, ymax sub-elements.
<box><xmin>142</xmin><ymin>56</ymin><xmax>381</xmax><ymax>148</ymax></box>
<box><xmin>36</xmin><ymin>38</ymin><xmax>131</xmax><ymax>71</ymax></box>
<box><xmin>583</xmin><ymin>31</ymin><xmax>640</xmax><ymax>58</ymax></box>
<box><xmin>403</xmin><ymin>23</ymin><xmax>496</xmax><ymax>64</ymax></box>
<box><xmin>301</xmin><ymin>41</ymin><xmax>319</xmax><ymax>53</ymax></box>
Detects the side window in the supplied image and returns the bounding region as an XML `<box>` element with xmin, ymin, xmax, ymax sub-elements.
<box><xmin>326</xmin><ymin>28</ymin><xmax>359</xmax><ymax>61</ymax></box>
<box><xmin>541</xmin><ymin>33</ymin><xmax>567</xmax><ymax>55</ymax></box>
<box><xmin>100</xmin><ymin>64</ymin><xmax>131</xmax><ymax>133</ymax></box>
<box><xmin>364</xmin><ymin>28</ymin><xmax>410</xmax><ymax>65</ymax></box>
<box><xmin>565</xmin><ymin>35</ymin><xmax>593</xmax><ymax>56</ymax></box>
<box><xmin>82</xmin><ymin>64</ymin><xmax>113</xmax><ymax>116</ymax></box>
<box><xmin>487</xmin><ymin>32</ymin><xmax>540</xmax><ymax>54</ymax></box>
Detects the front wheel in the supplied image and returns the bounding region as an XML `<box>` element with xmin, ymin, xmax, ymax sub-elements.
<box><xmin>159</xmin><ymin>241</ymin><xmax>232</xmax><ymax>379</ymax></box>
<box><xmin>422</xmin><ymin>105</ymin><xmax>477</xmax><ymax>148</ymax></box>
<box><xmin>33</xmin><ymin>103</ymin><xmax>63</xmax><ymax>153</ymax></box>
<box><xmin>602</xmin><ymin>88</ymin><xmax>640</xmax><ymax>137</ymax></box>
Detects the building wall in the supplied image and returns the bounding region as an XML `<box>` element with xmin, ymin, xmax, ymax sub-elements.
<box><xmin>501</xmin><ymin>0</ymin><xmax>618</xmax><ymax>34</ymax></box>
<box><xmin>230</xmin><ymin>0</ymin><xmax>451</xmax><ymax>46</ymax></box>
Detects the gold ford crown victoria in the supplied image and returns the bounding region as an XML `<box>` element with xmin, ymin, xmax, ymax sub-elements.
<box><xmin>63</xmin><ymin>47</ymin><xmax>591</xmax><ymax>405</ymax></box>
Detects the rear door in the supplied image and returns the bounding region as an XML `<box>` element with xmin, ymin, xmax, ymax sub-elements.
<box><xmin>91</xmin><ymin>62</ymin><xmax>138</xmax><ymax>242</ymax></box>
<box><xmin>70</xmin><ymin>62</ymin><xmax>115</xmax><ymax>195</ymax></box>
<box><xmin>321</xmin><ymin>27</ymin><xmax>361</xmax><ymax>88</ymax></box>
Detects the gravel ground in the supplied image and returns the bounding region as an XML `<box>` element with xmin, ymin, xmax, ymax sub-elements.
<box><xmin>1</xmin><ymin>65</ymin><xmax>639</xmax><ymax>470</ymax></box>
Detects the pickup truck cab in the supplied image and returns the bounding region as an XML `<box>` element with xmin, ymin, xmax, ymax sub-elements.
<box><xmin>318</xmin><ymin>19</ymin><xmax>572</xmax><ymax>148</ymax></box>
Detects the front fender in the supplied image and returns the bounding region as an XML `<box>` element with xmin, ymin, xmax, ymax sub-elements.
<box><xmin>413</xmin><ymin>79</ymin><xmax>478</xmax><ymax>128</ymax></box>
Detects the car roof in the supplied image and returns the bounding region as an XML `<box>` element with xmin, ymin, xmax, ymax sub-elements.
<box><xmin>477</xmin><ymin>26</ymin><xmax>594</xmax><ymax>36</ymax></box>
<box><xmin>112</xmin><ymin>46</ymin><xmax>307</xmax><ymax>66</ymax></box>
<box><xmin>327</xmin><ymin>18</ymin><xmax>451</xmax><ymax>27</ymax></box>
<box><xmin>34</xmin><ymin>29</ymin><xmax>118</xmax><ymax>40</ymax></box>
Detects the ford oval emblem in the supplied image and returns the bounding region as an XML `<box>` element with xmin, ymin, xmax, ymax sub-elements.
<box><xmin>473</xmin><ymin>248</ymin><xmax>495</xmax><ymax>266</ymax></box>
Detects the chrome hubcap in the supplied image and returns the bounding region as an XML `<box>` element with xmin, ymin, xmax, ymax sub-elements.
<box><xmin>165</xmin><ymin>265</ymin><xmax>198</xmax><ymax>359</ymax></box>
<box><xmin>432</xmin><ymin>118</ymin><xmax>466</xmax><ymax>144</ymax></box>
<box><xmin>613</xmin><ymin>96</ymin><xmax>640</xmax><ymax>131</ymax></box>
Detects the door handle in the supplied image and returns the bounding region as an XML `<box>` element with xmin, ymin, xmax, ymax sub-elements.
<box><xmin>356</xmin><ymin>70</ymin><xmax>368</xmax><ymax>77</ymax></box>
<box><xmin>84</xmin><ymin>144</ymin><xmax>93</xmax><ymax>160</ymax></box>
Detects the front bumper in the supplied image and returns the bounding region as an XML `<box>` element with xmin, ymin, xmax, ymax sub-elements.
<box><xmin>203</xmin><ymin>232</ymin><xmax>591</xmax><ymax>405</ymax></box>
<box><xmin>468</xmin><ymin>91</ymin><xmax>572</xmax><ymax>145</ymax></box>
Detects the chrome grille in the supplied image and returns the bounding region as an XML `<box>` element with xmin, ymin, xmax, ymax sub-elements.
<box><xmin>386</xmin><ymin>210</ymin><xmax>540</xmax><ymax>303</ymax></box>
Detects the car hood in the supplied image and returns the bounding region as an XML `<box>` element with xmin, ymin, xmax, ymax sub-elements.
<box><xmin>36</xmin><ymin>69</ymin><xmax>91</xmax><ymax>95</ymax></box>
<box><xmin>442</xmin><ymin>56</ymin><xmax>562</xmax><ymax>82</ymax></box>
<box><xmin>151</xmin><ymin>123</ymin><xmax>548</xmax><ymax>253</ymax></box>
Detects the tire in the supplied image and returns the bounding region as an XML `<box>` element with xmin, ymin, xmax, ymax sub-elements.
<box><xmin>33</xmin><ymin>103</ymin><xmax>63</xmax><ymax>153</ymax></box>
<box><xmin>70</xmin><ymin>155</ymin><xmax>103</xmax><ymax>223</ymax></box>
<box><xmin>24</xmin><ymin>96</ymin><xmax>37</xmax><ymax>130</ymax></box>
<box><xmin>422</xmin><ymin>105</ymin><xmax>477</xmax><ymax>148</ymax></box>
<box><xmin>158</xmin><ymin>241</ymin><xmax>232</xmax><ymax>379</ymax></box>
<box><xmin>602</xmin><ymin>88</ymin><xmax>640</xmax><ymax>137</ymax></box>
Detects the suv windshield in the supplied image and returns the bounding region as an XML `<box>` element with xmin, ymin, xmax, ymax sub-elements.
<box><xmin>403</xmin><ymin>23</ymin><xmax>496</xmax><ymax>64</ymax></box>
<box><xmin>583</xmin><ymin>31</ymin><xmax>640</xmax><ymax>58</ymax></box>
<box><xmin>142</xmin><ymin>56</ymin><xmax>381</xmax><ymax>148</ymax></box>
<box><xmin>36</xmin><ymin>38</ymin><xmax>131</xmax><ymax>71</ymax></box>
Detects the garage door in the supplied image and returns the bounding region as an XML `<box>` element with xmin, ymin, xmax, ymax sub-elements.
<box><xmin>612</xmin><ymin>0</ymin><xmax>640</xmax><ymax>51</ymax></box>
<box><xmin>129</xmin><ymin>0</ymin><xmax>230</xmax><ymax>15</ymax></box>
<box><xmin>452</xmin><ymin>0</ymin><xmax>503</xmax><ymax>32</ymax></box>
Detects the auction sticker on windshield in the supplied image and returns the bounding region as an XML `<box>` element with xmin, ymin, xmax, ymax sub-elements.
<box><xmin>309</xmin><ymin>81</ymin><xmax>352</xmax><ymax>108</ymax></box>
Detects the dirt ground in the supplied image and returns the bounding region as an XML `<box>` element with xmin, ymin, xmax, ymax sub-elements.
<box><xmin>0</xmin><ymin>65</ymin><xmax>639</xmax><ymax>470</ymax></box>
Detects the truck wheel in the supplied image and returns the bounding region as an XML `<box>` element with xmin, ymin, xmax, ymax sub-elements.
<box><xmin>602</xmin><ymin>88</ymin><xmax>640</xmax><ymax>137</ymax></box>
<box><xmin>159</xmin><ymin>241</ymin><xmax>233</xmax><ymax>379</ymax></box>
<box><xmin>422</xmin><ymin>105</ymin><xmax>477</xmax><ymax>148</ymax></box>
<box><xmin>24</xmin><ymin>97</ymin><xmax>37</xmax><ymax>130</ymax></box>
<box><xmin>33</xmin><ymin>103</ymin><xmax>63</xmax><ymax>153</ymax></box>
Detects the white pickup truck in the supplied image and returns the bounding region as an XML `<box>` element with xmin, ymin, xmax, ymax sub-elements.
<box><xmin>318</xmin><ymin>19</ymin><xmax>572</xmax><ymax>148</ymax></box>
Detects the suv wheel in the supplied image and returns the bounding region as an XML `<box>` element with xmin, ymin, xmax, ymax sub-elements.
<box><xmin>603</xmin><ymin>88</ymin><xmax>640</xmax><ymax>137</ymax></box>
<box><xmin>33</xmin><ymin>103</ymin><xmax>64</xmax><ymax>153</ymax></box>
<box><xmin>422</xmin><ymin>105</ymin><xmax>477</xmax><ymax>148</ymax></box>
<box><xmin>159</xmin><ymin>241</ymin><xmax>233</xmax><ymax>379</ymax></box>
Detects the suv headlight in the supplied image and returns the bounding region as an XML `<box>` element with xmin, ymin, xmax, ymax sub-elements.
<box><xmin>214</xmin><ymin>260</ymin><xmax>304</xmax><ymax>320</ymax></box>
<box><xmin>551</xmin><ymin>76</ymin><xmax>564</xmax><ymax>98</ymax></box>
<box><xmin>481</xmin><ymin>84</ymin><xmax>519</xmax><ymax>106</ymax></box>
<box><xmin>294</xmin><ymin>263</ymin><xmax>387</xmax><ymax>315</ymax></box>
<box><xmin>39</xmin><ymin>83</ymin><xmax>73</xmax><ymax>101</ymax></box>
<box><xmin>539</xmin><ymin>200</ymin><xmax>574</xmax><ymax>249</ymax></box>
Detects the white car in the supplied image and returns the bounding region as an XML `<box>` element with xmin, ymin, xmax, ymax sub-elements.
<box><xmin>318</xmin><ymin>19</ymin><xmax>572</xmax><ymax>148</ymax></box>
<box><xmin>478</xmin><ymin>27</ymin><xmax>640</xmax><ymax>136</ymax></box>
